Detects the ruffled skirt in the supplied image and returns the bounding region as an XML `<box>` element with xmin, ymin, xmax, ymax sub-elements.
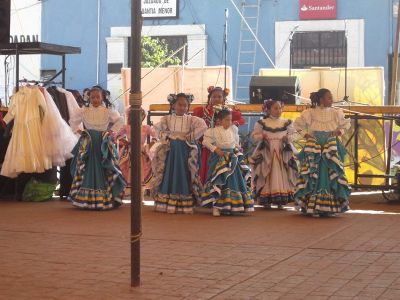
<box><xmin>251</xmin><ymin>140</ymin><xmax>298</xmax><ymax>206</ymax></box>
<box><xmin>150</xmin><ymin>139</ymin><xmax>202</xmax><ymax>214</ymax></box>
<box><xmin>69</xmin><ymin>130</ymin><xmax>126</xmax><ymax>210</ymax></box>
<box><xmin>295</xmin><ymin>132</ymin><xmax>351</xmax><ymax>215</ymax></box>
<box><xmin>201</xmin><ymin>149</ymin><xmax>254</xmax><ymax>213</ymax></box>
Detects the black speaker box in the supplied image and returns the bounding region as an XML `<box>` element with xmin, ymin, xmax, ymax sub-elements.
<box><xmin>249</xmin><ymin>76</ymin><xmax>301</xmax><ymax>104</ymax></box>
<box><xmin>0</xmin><ymin>0</ymin><xmax>11</xmax><ymax>44</ymax></box>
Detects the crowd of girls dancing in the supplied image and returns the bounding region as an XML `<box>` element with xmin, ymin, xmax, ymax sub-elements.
<box><xmin>65</xmin><ymin>85</ymin><xmax>351</xmax><ymax>218</ymax></box>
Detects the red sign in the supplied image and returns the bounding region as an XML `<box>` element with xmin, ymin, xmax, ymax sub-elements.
<box><xmin>299</xmin><ymin>0</ymin><xmax>337</xmax><ymax>20</ymax></box>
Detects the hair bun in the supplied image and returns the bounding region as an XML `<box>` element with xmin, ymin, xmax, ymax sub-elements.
<box><xmin>207</xmin><ymin>86</ymin><xmax>215</xmax><ymax>94</ymax></box>
<box><xmin>167</xmin><ymin>94</ymin><xmax>177</xmax><ymax>104</ymax></box>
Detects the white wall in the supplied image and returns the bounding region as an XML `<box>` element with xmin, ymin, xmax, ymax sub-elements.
<box><xmin>0</xmin><ymin>0</ymin><xmax>42</xmax><ymax>103</ymax></box>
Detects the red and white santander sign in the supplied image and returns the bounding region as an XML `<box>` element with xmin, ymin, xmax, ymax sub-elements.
<box><xmin>299</xmin><ymin>0</ymin><xmax>337</xmax><ymax>20</ymax></box>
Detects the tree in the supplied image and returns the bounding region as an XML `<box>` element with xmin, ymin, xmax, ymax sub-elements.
<box><xmin>141</xmin><ymin>36</ymin><xmax>182</xmax><ymax>68</ymax></box>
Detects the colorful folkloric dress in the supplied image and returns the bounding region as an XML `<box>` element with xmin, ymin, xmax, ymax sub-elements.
<box><xmin>150</xmin><ymin>114</ymin><xmax>207</xmax><ymax>214</ymax></box>
<box><xmin>201</xmin><ymin>125</ymin><xmax>254</xmax><ymax>214</ymax></box>
<box><xmin>294</xmin><ymin>106</ymin><xmax>351</xmax><ymax>215</ymax></box>
<box><xmin>250</xmin><ymin>117</ymin><xmax>298</xmax><ymax>207</ymax></box>
<box><xmin>192</xmin><ymin>106</ymin><xmax>245</xmax><ymax>184</ymax></box>
<box><xmin>68</xmin><ymin>105</ymin><xmax>126</xmax><ymax>210</ymax></box>
<box><xmin>118</xmin><ymin>124</ymin><xmax>157</xmax><ymax>197</ymax></box>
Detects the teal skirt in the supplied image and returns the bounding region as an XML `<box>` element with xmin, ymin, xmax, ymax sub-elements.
<box><xmin>201</xmin><ymin>149</ymin><xmax>254</xmax><ymax>213</ymax></box>
<box><xmin>69</xmin><ymin>130</ymin><xmax>126</xmax><ymax>210</ymax></box>
<box><xmin>295</xmin><ymin>131</ymin><xmax>350</xmax><ymax>215</ymax></box>
<box><xmin>152</xmin><ymin>139</ymin><xmax>201</xmax><ymax>214</ymax></box>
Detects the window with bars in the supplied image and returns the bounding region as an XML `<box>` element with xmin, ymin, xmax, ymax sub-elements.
<box><xmin>291</xmin><ymin>31</ymin><xmax>346</xmax><ymax>69</ymax></box>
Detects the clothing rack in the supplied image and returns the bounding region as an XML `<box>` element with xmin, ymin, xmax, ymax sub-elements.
<box><xmin>0</xmin><ymin>42</ymin><xmax>81</xmax><ymax>200</ymax></box>
<box><xmin>0</xmin><ymin>42</ymin><xmax>81</xmax><ymax>98</ymax></box>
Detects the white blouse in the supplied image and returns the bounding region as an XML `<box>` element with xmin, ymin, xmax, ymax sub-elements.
<box><xmin>154</xmin><ymin>114</ymin><xmax>207</xmax><ymax>142</ymax></box>
<box><xmin>203</xmin><ymin>125</ymin><xmax>240</xmax><ymax>152</ymax></box>
<box><xmin>69</xmin><ymin>105</ymin><xmax>124</xmax><ymax>133</ymax></box>
<box><xmin>252</xmin><ymin>117</ymin><xmax>296</xmax><ymax>143</ymax></box>
<box><xmin>294</xmin><ymin>106</ymin><xmax>351</xmax><ymax>135</ymax></box>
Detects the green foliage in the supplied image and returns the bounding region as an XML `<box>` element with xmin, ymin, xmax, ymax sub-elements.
<box><xmin>141</xmin><ymin>36</ymin><xmax>182</xmax><ymax>68</ymax></box>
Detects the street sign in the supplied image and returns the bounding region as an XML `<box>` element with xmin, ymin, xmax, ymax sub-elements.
<box><xmin>142</xmin><ymin>0</ymin><xmax>179</xmax><ymax>19</ymax></box>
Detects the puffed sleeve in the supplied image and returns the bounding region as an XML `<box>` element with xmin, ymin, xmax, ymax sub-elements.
<box><xmin>336</xmin><ymin>108</ymin><xmax>351</xmax><ymax>134</ymax></box>
<box><xmin>232</xmin><ymin>109</ymin><xmax>246</xmax><ymax>127</ymax></box>
<box><xmin>232</xmin><ymin>125</ymin><xmax>240</xmax><ymax>147</ymax></box>
<box><xmin>188</xmin><ymin>116</ymin><xmax>207</xmax><ymax>141</ymax></box>
<box><xmin>69</xmin><ymin>107</ymin><xmax>84</xmax><ymax>133</ymax></box>
<box><xmin>153</xmin><ymin>116</ymin><xmax>170</xmax><ymax>139</ymax></box>
<box><xmin>109</xmin><ymin>108</ymin><xmax>124</xmax><ymax>133</ymax></box>
<box><xmin>294</xmin><ymin>109</ymin><xmax>311</xmax><ymax>135</ymax></box>
<box><xmin>251</xmin><ymin>120</ymin><xmax>264</xmax><ymax>143</ymax></box>
<box><xmin>202</xmin><ymin>128</ymin><xmax>217</xmax><ymax>152</ymax></box>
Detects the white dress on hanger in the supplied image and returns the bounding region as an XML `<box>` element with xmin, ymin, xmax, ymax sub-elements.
<box><xmin>1</xmin><ymin>87</ymin><xmax>52</xmax><ymax>178</ymax></box>
<box><xmin>41</xmin><ymin>88</ymin><xmax>78</xmax><ymax>167</ymax></box>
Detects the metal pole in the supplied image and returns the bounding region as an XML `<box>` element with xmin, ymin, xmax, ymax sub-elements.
<box><xmin>385</xmin><ymin>4</ymin><xmax>400</xmax><ymax>185</ymax></box>
<box><xmin>15</xmin><ymin>44</ymin><xmax>19</xmax><ymax>92</ymax></box>
<box><xmin>354</xmin><ymin>117</ymin><xmax>359</xmax><ymax>186</ymax></box>
<box><xmin>181</xmin><ymin>45</ymin><xmax>186</xmax><ymax>92</ymax></box>
<box><xmin>130</xmin><ymin>0</ymin><xmax>142</xmax><ymax>288</ymax></box>
<box><xmin>289</xmin><ymin>41</ymin><xmax>292</xmax><ymax>77</ymax></box>
<box><xmin>62</xmin><ymin>55</ymin><xmax>66</xmax><ymax>88</ymax></box>
<box><xmin>224</xmin><ymin>8</ymin><xmax>228</xmax><ymax>91</ymax></box>
<box><xmin>391</xmin><ymin>2</ymin><xmax>400</xmax><ymax>106</ymax></box>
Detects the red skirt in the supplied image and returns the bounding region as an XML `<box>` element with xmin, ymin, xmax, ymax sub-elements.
<box><xmin>200</xmin><ymin>147</ymin><xmax>211</xmax><ymax>184</ymax></box>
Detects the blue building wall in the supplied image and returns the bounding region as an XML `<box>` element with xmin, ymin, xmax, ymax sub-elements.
<box><xmin>41</xmin><ymin>0</ymin><xmax>395</xmax><ymax>101</ymax></box>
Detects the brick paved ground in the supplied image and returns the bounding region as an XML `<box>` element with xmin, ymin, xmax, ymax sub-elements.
<box><xmin>1</xmin><ymin>195</ymin><xmax>400</xmax><ymax>300</ymax></box>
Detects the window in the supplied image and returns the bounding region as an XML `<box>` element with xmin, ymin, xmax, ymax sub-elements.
<box><xmin>291</xmin><ymin>31</ymin><xmax>346</xmax><ymax>69</ymax></box>
<box><xmin>128</xmin><ymin>35</ymin><xmax>187</xmax><ymax>67</ymax></box>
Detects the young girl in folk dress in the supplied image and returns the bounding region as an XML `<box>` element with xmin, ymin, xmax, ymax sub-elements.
<box><xmin>250</xmin><ymin>100</ymin><xmax>298</xmax><ymax>209</ymax></box>
<box><xmin>192</xmin><ymin>86</ymin><xmax>245</xmax><ymax>184</ymax></box>
<box><xmin>201</xmin><ymin>107</ymin><xmax>254</xmax><ymax>217</ymax></box>
<box><xmin>69</xmin><ymin>86</ymin><xmax>126</xmax><ymax>210</ymax></box>
<box><xmin>150</xmin><ymin>93</ymin><xmax>207</xmax><ymax>214</ymax></box>
<box><xmin>118</xmin><ymin>108</ymin><xmax>156</xmax><ymax>197</ymax></box>
<box><xmin>294</xmin><ymin>88</ymin><xmax>351</xmax><ymax>217</ymax></box>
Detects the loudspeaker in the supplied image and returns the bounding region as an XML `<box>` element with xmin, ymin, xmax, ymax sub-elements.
<box><xmin>249</xmin><ymin>76</ymin><xmax>301</xmax><ymax>104</ymax></box>
<box><xmin>0</xmin><ymin>0</ymin><xmax>11</xmax><ymax>44</ymax></box>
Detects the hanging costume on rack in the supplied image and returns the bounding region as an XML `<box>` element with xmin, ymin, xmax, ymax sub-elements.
<box><xmin>1</xmin><ymin>86</ymin><xmax>77</xmax><ymax>178</ymax></box>
<box><xmin>53</xmin><ymin>87</ymin><xmax>83</xmax><ymax>198</ymax></box>
<box><xmin>68</xmin><ymin>87</ymin><xmax>126</xmax><ymax>210</ymax></box>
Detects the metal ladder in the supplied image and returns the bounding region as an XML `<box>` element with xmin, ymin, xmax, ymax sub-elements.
<box><xmin>234</xmin><ymin>0</ymin><xmax>261</xmax><ymax>102</ymax></box>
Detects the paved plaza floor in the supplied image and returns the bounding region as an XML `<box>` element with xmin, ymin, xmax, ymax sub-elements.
<box><xmin>1</xmin><ymin>195</ymin><xmax>400</xmax><ymax>300</ymax></box>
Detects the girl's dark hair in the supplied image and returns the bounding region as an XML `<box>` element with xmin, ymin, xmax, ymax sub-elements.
<box><xmin>262</xmin><ymin>99</ymin><xmax>281</xmax><ymax>119</ymax></box>
<box><xmin>207</xmin><ymin>87</ymin><xmax>228</xmax><ymax>105</ymax></box>
<box><xmin>310</xmin><ymin>88</ymin><xmax>331</xmax><ymax>108</ymax></box>
<box><xmin>215</xmin><ymin>108</ymin><xmax>232</xmax><ymax>121</ymax></box>
<box><xmin>83</xmin><ymin>88</ymin><xmax>90</xmax><ymax>94</ymax></box>
<box><xmin>89</xmin><ymin>86</ymin><xmax>113</xmax><ymax>108</ymax></box>
<box><xmin>168</xmin><ymin>93</ymin><xmax>192</xmax><ymax>114</ymax></box>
